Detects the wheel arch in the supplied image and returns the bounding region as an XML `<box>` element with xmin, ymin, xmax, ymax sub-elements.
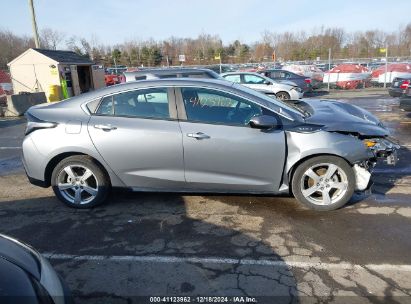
<box><xmin>44</xmin><ymin>152</ymin><xmax>111</xmax><ymax>187</ymax></box>
<box><xmin>276</xmin><ymin>90</ymin><xmax>290</xmax><ymax>97</ymax></box>
<box><xmin>287</xmin><ymin>153</ymin><xmax>353</xmax><ymax>194</ymax></box>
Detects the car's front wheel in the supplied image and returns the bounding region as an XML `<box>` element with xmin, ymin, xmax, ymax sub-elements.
<box><xmin>51</xmin><ymin>155</ymin><xmax>110</xmax><ymax>208</ymax></box>
<box><xmin>276</xmin><ymin>91</ymin><xmax>290</xmax><ymax>100</ymax></box>
<box><xmin>291</xmin><ymin>156</ymin><xmax>355</xmax><ymax>211</ymax></box>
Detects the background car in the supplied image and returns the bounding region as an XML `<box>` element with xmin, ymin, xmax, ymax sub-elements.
<box><xmin>0</xmin><ymin>234</ymin><xmax>72</xmax><ymax>304</ymax></box>
<box><xmin>400</xmin><ymin>85</ymin><xmax>411</xmax><ymax>111</ymax></box>
<box><xmin>221</xmin><ymin>72</ymin><xmax>303</xmax><ymax>100</ymax></box>
<box><xmin>258</xmin><ymin>69</ymin><xmax>313</xmax><ymax>92</ymax></box>
<box><xmin>389</xmin><ymin>77</ymin><xmax>410</xmax><ymax>97</ymax></box>
<box><xmin>123</xmin><ymin>68</ymin><xmax>222</xmax><ymax>82</ymax></box>
<box><xmin>104</xmin><ymin>73</ymin><xmax>121</xmax><ymax>86</ymax></box>
<box><xmin>22</xmin><ymin>78</ymin><xmax>398</xmax><ymax>211</ymax></box>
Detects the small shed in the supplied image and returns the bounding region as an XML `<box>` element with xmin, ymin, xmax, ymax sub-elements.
<box><xmin>7</xmin><ymin>48</ymin><xmax>105</xmax><ymax>101</ymax></box>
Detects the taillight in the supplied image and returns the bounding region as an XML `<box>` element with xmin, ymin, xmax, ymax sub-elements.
<box><xmin>24</xmin><ymin>112</ymin><xmax>57</xmax><ymax>135</ymax></box>
<box><xmin>400</xmin><ymin>80</ymin><xmax>410</xmax><ymax>90</ymax></box>
<box><xmin>304</xmin><ymin>78</ymin><xmax>311</xmax><ymax>84</ymax></box>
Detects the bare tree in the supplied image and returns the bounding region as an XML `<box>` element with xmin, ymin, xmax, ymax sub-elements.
<box><xmin>40</xmin><ymin>28</ymin><xmax>65</xmax><ymax>50</ymax></box>
<box><xmin>2</xmin><ymin>23</ymin><xmax>411</xmax><ymax>69</ymax></box>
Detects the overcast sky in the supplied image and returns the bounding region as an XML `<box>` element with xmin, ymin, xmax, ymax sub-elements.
<box><xmin>2</xmin><ymin>0</ymin><xmax>410</xmax><ymax>45</ymax></box>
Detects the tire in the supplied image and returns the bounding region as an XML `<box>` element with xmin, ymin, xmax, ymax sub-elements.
<box><xmin>276</xmin><ymin>91</ymin><xmax>290</xmax><ymax>100</ymax></box>
<box><xmin>51</xmin><ymin>155</ymin><xmax>110</xmax><ymax>208</ymax></box>
<box><xmin>291</xmin><ymin>155</ymin><xmax>355</xmax><ymax>211</ymax></box>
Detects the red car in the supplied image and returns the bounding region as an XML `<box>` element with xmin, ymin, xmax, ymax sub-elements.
<box><xmin>104</xmin><ymin>74</ymin><xmax>121</xmax><ymax>86</ymax></box>
<box><xmin>104</xmin><ymin>67</ymin><xmax>128</xmax><ymax>86</ymax></box>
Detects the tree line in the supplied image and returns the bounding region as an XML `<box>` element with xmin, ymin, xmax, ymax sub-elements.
<box><xmin>1</xmin><ymin>24</ymin><xmax>410</xmax><ymax>70</ymax></box>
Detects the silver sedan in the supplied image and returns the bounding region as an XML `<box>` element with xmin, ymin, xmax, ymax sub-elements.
<box><xmin>22</xmin><ymin>79</ymin><xmax>399</xmax><ymax>211</ymax></box>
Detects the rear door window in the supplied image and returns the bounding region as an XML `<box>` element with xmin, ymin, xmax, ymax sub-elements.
<box><xmin>96</xmin><ymin>96</ymin><xmax>114</xmax><ymax>115</ymax></box>
<box><xmin>270</xmin><ymin>72</ymin><xmax>281</xmax><ymax>78</ymax></box>
<box><xmin>243</xmin><ymin>75</ymin><xmax>266</xmax><ymax>84</ymax></box>
<box><xmin>223</xmin><ymin>74</ymin><xmax>241</xmax><ymax>83</ymax></box>
<box><xmin>96</xmin><ymin>88</ymin><xmax>170</xmax><ymax>119</ymax></box>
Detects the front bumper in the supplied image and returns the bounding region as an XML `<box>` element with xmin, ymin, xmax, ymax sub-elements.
<box><xmin>368</xmin><ymin>137</ymin><xmax>400</xmax><ymax>165</ymax></box>
<box><xmin>291</xmin><ymin>89</ymin><xmax>304</xmax><ymax>99</ymax></box>
<box><xmin>388</xmin><ymin>87</ymin><xmax>403</xmax><ymax>97</ymax></box>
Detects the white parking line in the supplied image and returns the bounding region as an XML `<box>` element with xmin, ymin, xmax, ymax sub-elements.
<box><xmin>42</xmin><ymin>253</ymin><xmax>411</xmax><ymax>272</ymax></box>
<box><xmin>0</xmin><ymin>147</ymin><xmax>21</xmax><ymax>150</ymax></box>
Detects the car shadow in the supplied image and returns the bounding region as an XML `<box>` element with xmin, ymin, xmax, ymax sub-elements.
<box><xmin>303</xmin><ymin>90</ymin><xmax>329</xmax><ymax>97</ymax></box>
<box><xmin>0</xmin><ymin>192</ymin><xmax>299</xmax><ymax>304</ymax></box>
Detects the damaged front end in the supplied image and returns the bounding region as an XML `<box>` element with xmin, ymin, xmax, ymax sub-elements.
<box><xmin>353</xmin><ymin>136</ymin><xmax>400</xmax><ymax>192</ymax></box>
<box><xmin>282</xmin><ymin>128</ymin><xmax>401</xmax><ymax>195</ymax></box>
<box><xmin>363</xmin><ymin>137</ymin><xmax>401</xmax><ymax>165</ymax></box>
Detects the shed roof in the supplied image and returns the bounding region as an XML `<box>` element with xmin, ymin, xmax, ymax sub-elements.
<box><xmin>8</xmin><ymin>48</ymin><xmax>94</xmax><ymax>66</ymax></box>
<box><xmin>33</xmin><ymin>48</ymin><xmax>94</xmax><ymax>64</ymax></box>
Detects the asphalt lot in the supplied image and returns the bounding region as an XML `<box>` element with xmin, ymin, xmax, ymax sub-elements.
<box><xmin>1</xmin><ymin>89</ymin><xmax>411</xmax><ymax>303</ymax></box>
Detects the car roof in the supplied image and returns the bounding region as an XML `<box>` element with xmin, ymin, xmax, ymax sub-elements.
<box><xmin>54</xmin><ymin>78</ymin><xmax>237</xmax><ymax>105</ymax></box>
<box><xmin>41</xmin><ymin>78</ymin><xmax>303</xmax><ymax>120</ymax></box>
<box><xmin>123</xmin><ymin>68</ymin><xmax>215</xmax><ymax>75</ymax></box>
<box><xmin>103</xmin><ymin>78</ymin><xmax>235</xmax><ymax>94</ymax></box>
<box><xmin>222</xmin><ymin>71</ymin><xmax>264</xmax><ymax>76</ymax></box>
<box><xmin>221</xmin><ymin>71</ymin><xmax>276</xmax><ymax>82</ymax></box>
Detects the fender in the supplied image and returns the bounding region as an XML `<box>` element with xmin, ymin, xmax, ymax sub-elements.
<box><xmin>278</xmin><ymin>130</ymin><xmax>371</xmax><ymax>192</ymax></box>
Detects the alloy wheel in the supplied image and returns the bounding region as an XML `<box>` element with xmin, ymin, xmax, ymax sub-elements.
<box><xmin>57</xmin><ymin>165</ymin><xmax>98</xmax><ymax>205</ymax></box>
<box><xmin>276</xmin><ymin>92</ymin><xmax>290</xmax><ymax>100</ymax></box>
<box><xmin>300</xmin><ymin>163</ymin><xmax>349</xmax><ymax>206</ymax></box>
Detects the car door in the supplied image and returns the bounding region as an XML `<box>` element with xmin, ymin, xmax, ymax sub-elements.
<box><xmin>88</xmin><ymin>87</ymin><xmax>185</xmax><ymax>190</ymax></box>
<box><xmin>288</xmin><ymin>72</ymin><xmax>307</xmax><ymax>90</ymax></box>
<box><xmin>176</xmin><ymin>86</ymin><xmax>286</xmax><ymax>193</ymax></box>
<box><xmin>241</xmin><ymin>74</ymin><xmax>274</xmax><ymax>94</ymax></box>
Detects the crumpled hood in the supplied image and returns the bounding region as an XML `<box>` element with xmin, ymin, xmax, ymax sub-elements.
<box><xmin>290</xmin><ymin>99</ymin><xmax>389</xmax><ymax>137</ymax></box>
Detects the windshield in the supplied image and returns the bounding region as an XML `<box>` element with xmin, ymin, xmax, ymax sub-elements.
<box><xmin>231</xmin><ymin>83</ymin><xmax>305</xmax><ymax>119</ymax></box>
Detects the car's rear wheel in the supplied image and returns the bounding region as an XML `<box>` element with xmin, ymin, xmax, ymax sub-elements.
<box><xmin>51</xmin><ymin>155</ymin><xmax>110</xmax><ymax>208</ymax></box>
<box><xmin>291</xmin><ymin>156</ymin><xmax>355</xmax><ymax>211</ymax></box>
<box><xmin>276</xmin><ymin>91</ymin><xmax>290</xmax><ymax>100</ymax></box>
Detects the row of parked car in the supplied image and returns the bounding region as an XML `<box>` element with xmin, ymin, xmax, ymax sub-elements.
<box><xmin>119</xmin><ymin>68</ymin><xmax>311</xmax><ymax>101</ymax></box>
<box><xmin>388</xmin><ymin>77</ymin><xmax>411</xmax><ymax>111</ymax></box>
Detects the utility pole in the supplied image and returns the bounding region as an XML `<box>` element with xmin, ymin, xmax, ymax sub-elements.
<box><xmin>383</xmin><ymin>45</ymin><xmax>388</xmax><ymax>88</ymax></box>
<box><xmin>327</xmin><ymin>48</ymin><xmax>331</xmax><ymax>91</ymax></box>
<box><xmin>219</xmin><ymin>53</ymin><xmax>222</xmax><ymax>74</ymax></box>
<box><xmin>28</xmin><ymin>0</ymin><xmax>41</xmax><ymax>48</ymax></box>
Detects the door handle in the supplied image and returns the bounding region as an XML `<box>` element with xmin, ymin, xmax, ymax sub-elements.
<box><xmin>187</xmin><ymin>132</ymin><xmax>210</xmax><ymax>140</ymax></box>
<box><xmin>94</xmin><ymin>124</ymin><xmax>117</xmax><ymax>131</ymax></box>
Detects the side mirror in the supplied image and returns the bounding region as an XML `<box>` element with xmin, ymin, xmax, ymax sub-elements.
<box><xmin>249</xmin><ymin>115</ymin><xmax>278</xmax><ymax>130</ymax></box>
<box><xmin>264</xmin><ymin>80</ymin><xmax>271</xmax><ymax>85</ymax></box>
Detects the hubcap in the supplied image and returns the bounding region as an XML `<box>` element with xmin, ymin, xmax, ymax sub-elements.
<box><xmin>57</xmin><ymin>165</ymin><xmax>98</xmax><ymax>205</ymax></box>
<box><xmin>300</xmin><ymin>163</ymin><xmax>349</xmax><ymax>206</ymax></box>
<box><xmin>277</xmin><ymin>93</ymin><xmax>289</xmax><ymax>100</ymax></box>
